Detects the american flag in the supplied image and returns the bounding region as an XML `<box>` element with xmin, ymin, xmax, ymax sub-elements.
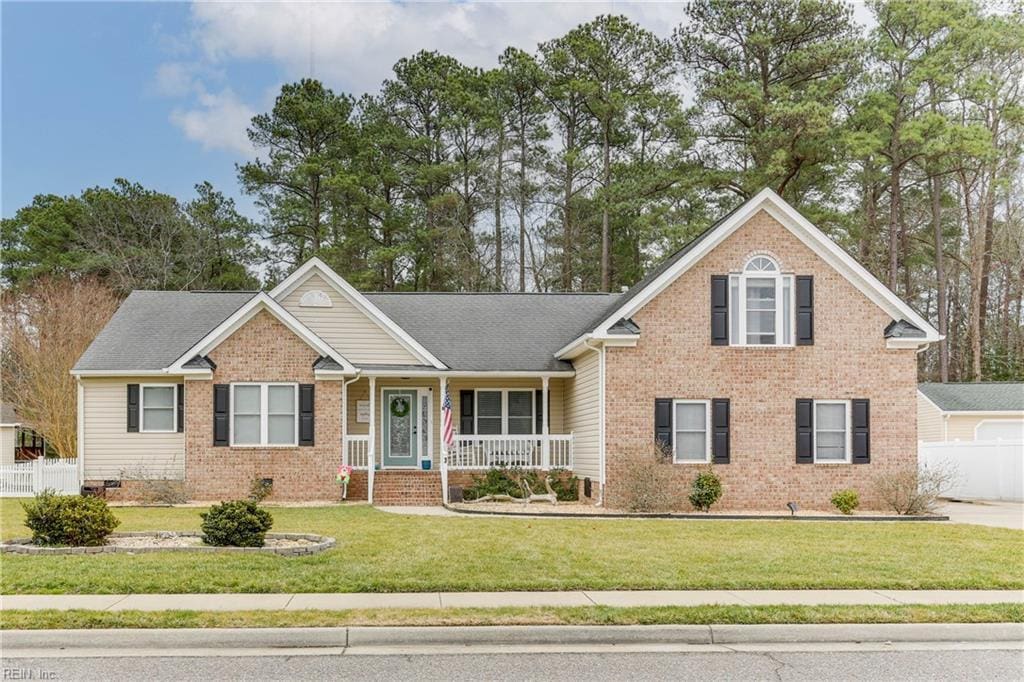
<box><xmin>442</xmin><ymin>386</ymin><xmax>454</xmax><ymax>448</ymax></box>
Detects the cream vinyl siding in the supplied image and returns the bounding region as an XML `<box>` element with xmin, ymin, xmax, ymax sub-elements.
<box><xmin>917</xmin><ymin>393</ymin><xmax>945</xmax><ymax>442</ymax></box>
<box><xmin>280</xmin><ymin>273</ymin><xmax>420</xmax><ymax>365</ymax></box>
<box><xmin>563</xmin><ymin>351</ymin><xmax>600</xmax><ymax>480</ymax></box>
<box><xmin>343</xmin><ymin>377</ymin><xmax>566</xmax><ymax>467</ymax></box>
<box><xmin>1</xmin><ymin>426</ymin><xmax>15</xmax><ymax>465</ymax></box>
<box><xmin>81</xmin><ymin>377</ymin><xmax>184</xmax><ymax>480</ymax></box>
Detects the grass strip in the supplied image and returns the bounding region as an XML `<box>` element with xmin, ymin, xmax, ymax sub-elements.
<box><xmin>2</xmin><ymin>604</ymin><xmax>1021</xmax><ymax>630</ymax></box>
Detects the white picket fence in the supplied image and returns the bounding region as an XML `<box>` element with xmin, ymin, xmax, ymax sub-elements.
<box><xmin>0</xmin><ymin>458</ymin><xmax>79</xmax><ymax>497</ymax></box>
<box><xmin>918</xmin><ymin>439</ymin><xmax>1023</xmax><ymax>502</ymax></box>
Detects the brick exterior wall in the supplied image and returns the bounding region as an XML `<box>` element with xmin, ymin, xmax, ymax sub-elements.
<box><xmin>184</xmin><ymin>310</ymin><xmax>344</xmax><ymax>502</ymax></box>
<box><xmin>603</xmin><ymin>209</ymin><xmax>919</xmax><ymax>511</ymax></box>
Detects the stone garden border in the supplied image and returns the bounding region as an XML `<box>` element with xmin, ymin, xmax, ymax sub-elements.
<box><xmin>0</xmin><ymin>532</ymin><xmax>335</xmax><ymax>557</ymax></box>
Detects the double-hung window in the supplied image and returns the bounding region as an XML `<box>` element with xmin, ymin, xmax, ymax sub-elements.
<box><xmin>140</xmin><ymin>385</ymin><xmax>176</xmax><ymax>433</ymax></box>
<box><xmin>230</xmin><ymin>383</ymin><xmax>298</xmax><ymax>446</ymax></box>
<box><xmin>729</xmin><ymin>256</ymin><xmax>794</xmax><ymax>346</ymax></box>
<box><xmin>673</xmin><ymin>400</ymin><xmax>710</xmax><ymax>463</ymax></box>
<box><xmin>814</xmin><ymin>400</ymin><xmax>850</xmax><ymax>463</ymax></box>
<box><xmin>475</xmin><ymin>389</ymin><xmax>535</xmax><ymax>435</ymax></box>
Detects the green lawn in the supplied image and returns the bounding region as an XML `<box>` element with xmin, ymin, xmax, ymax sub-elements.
<box><xmin>3</xmin><ymin>604</ymin><xmax>1021</xmax><ymax>630</ymax></box>
<box><xmin>1</xmin><ymin>500</ymin><xmax>1022</xmax><ymax>594</ymax></box>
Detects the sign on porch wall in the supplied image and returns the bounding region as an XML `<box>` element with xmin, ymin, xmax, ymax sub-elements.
<box><xmin>356</xmin><ymin>400</ymin><xmax>370</xmax><ymax>423</ymax></box>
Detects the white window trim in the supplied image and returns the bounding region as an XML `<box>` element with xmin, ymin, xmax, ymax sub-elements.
<box><xmin>140</xmin><ymin>383</ymin><xmax>178</xmax><ymax>434</ymax></box>
<box><xmin>729</xmin><ymin>257</ymin><xmax>795</xmax><ymax>348</ymax></box>
<box><xmin>813</xmin><ymin>399</ymin><xmax>852</xmax><ymax>464</ymax></box>
<box><xmin>229</xmin><ymin>382</ymin><xmax>299</xmax><ymax>447</ymax></box>
<box><xmin>672</xmin><ymin>399</ymin><xmax>711</xmax><ymax>464</ymax></box>
<box><xmin>474</xmin><ymin>388</ymin><xmax>535</xmax><ymax>436</ymax></box>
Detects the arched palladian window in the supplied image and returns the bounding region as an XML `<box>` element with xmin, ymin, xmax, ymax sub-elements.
<box><xmin>729</xmin><ymin>256</ymin><xmax>794</xmax><ymax>346</ymax></box>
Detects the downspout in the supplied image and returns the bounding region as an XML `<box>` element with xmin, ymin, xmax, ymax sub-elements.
<box><xmin>76</xmin><ymin>379</ymin><xmax>85</xmax><ymax>488</ymax></box>
<box><xmin>341</xmin><ymin>370</ymin><xmax>362</xmax><ymax>467</ymax></box>
<box><xmin>583</xmin><ymin>339</ymin><xmax>606</xmax><ymax>506</ymax></box>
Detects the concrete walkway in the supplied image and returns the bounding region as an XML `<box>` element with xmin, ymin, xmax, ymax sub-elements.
<box><xmin>2</xmin><ymin>589</ymin><xmax>1021</xmax><ymax>612</ymax></box>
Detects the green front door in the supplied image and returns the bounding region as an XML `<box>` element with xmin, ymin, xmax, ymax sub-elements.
<box><xmin>382</xmin><ymin>389</ymin><xmax>418</xmax><ymax>468</ymax></box>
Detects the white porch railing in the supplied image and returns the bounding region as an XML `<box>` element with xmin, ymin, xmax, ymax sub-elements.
<box><xmin>0</xmin><ymin>458</ymin><xmax>79</xmax><ymax>497</ymax></box>
<box><xmin>448</xmin><ymin>434</ymin><xmax>573</xmax><ymax>470</ymax></box>
<box><xmin>344</xmin><ymin>435</ymin><xmax>370</xmax><ymax>470</ymax></box>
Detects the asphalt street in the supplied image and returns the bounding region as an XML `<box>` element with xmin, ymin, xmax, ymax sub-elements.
<box><xmin>4</xmin><ymin>646</ymin><xmax>1023</xmax><ymax>682</ymax></box>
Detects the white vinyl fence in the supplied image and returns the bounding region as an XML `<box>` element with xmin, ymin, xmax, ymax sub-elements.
<box><xmin>918</xmin><ymin>440</ymin><xmax>1023</xmax><ymax>502</ymax></box>
<box><xmin>0</xmin><ymin>458</ymin><xmax>79</xmax><ymax>497</ymax></box>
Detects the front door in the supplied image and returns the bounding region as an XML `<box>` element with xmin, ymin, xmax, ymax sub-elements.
<box><xmin>382</xmin><ymin>389</ymin><xmax>418</xmax><ymax>468</ymax></box>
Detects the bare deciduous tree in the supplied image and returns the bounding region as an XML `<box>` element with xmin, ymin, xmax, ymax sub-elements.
<box><xmin>2</xmin><ymin>278</ymin><xmax>119</xmax><ymax>457</ymax></box>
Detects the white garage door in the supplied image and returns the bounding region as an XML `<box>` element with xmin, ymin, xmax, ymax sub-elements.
<box><xmin>975</xmin><ymin>420</ymin><xmax>1024</xmax><ymax>441</ymax></box>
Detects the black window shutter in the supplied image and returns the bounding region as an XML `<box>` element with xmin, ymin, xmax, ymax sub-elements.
<box><xmin>213</xmin><ymin>384</ymin><xmax>229</xmax><ymax>446</ymax></box>
<box><xmin>710</xmin><ymin>275</ymin><xmax>729</xmax><ymax>345</ymax></box>
<box><xmin>299</xmin><ymin>384</ymin><xmax>315</xmax><ymax>446</ymax></box>
<box><xmin>796</xmin><ymin>276</ymin><xmax>814</xmax><ymax>345</ymax></box>
<box><xmin>654</xmin><ymin>398</ymin><xmax>673</xmax><ymax>453</ymax></box>
<box><xmin>852</xmin><ymin>399</ymin><xmax>870</xmax><ymax>464</ymax></box>
<box><xmin>177</xmin><ymin>384</ymin><xmax>185</xmax><ymax>433</ymax></box>
<box><xmin>126</xmin><ymin>384</ymin><xmax>140</xmax><ymax>432</ymax></box>
<box><xmin>796</xmin><ymin>399</ymin><xmax>814</xmax><ymax>463</ymax></box>
<box><xmin>711</xmin><ymin>398</ymin><xmax>730</xmax><ymax>464</ymax></box>
<box><xmin>459</xmin><ymin>390</ymin><xmax>474</xmax><ymax>434</ymax></box>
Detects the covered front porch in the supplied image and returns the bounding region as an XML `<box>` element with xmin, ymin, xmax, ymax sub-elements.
<box><xmin>338</xmin><ymin>372</ymin><xmax>574</xmax><ymax>504</ymax></box>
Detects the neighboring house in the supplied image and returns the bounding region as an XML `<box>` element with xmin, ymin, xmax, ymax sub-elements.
<box><xmin>0</xmin><ymin>402</ymin><xmax>46</xmax><ymax>464</ymax></box>
<box><xmin>73</xmin><ymin>189</ymin><xmax>939</xmax><ymax>510</ymax></box>
<box><xmin>917</xmin><ymin>383</ymin><xmax>1024</xmax><ymax>442</ymax></box>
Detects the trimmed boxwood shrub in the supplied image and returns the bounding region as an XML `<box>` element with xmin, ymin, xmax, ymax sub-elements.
<box><xmin>200</xmin><ymin>500</ymin><xmax>274</xmax><ymax>547</ymax></box>
<box><xmin>831</xmin><ymin>489</ymin><xmax>860</xmax><ymax>515</ymax></box>
<box><xmin>22</xmin><ymin>491</ymin><xmax>120</xmax><ymax>547</ymax></box>
<box><xmin>688</xmin><ymin>470</ymin><xmax>723</xmax><ymax>512</ymax></box>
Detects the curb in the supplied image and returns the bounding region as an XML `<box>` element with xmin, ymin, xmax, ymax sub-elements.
<box><xmin>4</xmin><ymin>623</ymin><xmax>1021</xmax><ymax>650</ymax></box>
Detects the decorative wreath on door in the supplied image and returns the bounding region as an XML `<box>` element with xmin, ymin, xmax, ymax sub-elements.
<box><xmin>390</xmin><ymin>397</ymin><xmax>410</xmax><ymax>418</ymax></box>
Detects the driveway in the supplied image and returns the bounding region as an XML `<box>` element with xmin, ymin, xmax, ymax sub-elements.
<box><xmin>938</xmin><ymin>500</ymin><xmax>1023</xmax><ymax>530</ymax></box>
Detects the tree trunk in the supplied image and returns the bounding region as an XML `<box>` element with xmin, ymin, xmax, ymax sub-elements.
<box><xmin>931</xmin><ymin>173</ymin><xmax>949</xmax><ymax>382</ymax></box>
<box><xmin>888</xmin><ymin>163</ymin><xmax>901</xmax><ymax>293</ymax></box>
<box><xmin>600</xmin><ymin>120</ymin><xmax>611</xmax><ymax>292</ymax></box>
<box><xmin>519</xmin><ymin>124</ymin><xmax>527</xmax><ymax>292</ymax></box>
<box><xmin>561</xmin><ymin>123</ymin><xmax>575</xmax><ymax>291</ymax></box>
<box><xmin>494</xmin><ymin>131</ymin><xmax>504</xmax><ymax>290</ymax></box>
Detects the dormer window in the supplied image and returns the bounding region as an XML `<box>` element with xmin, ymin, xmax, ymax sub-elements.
<box><xmin>729</xmin><ymin>256</ymin><xmax>794</xmax><ymax>346</ymax></box>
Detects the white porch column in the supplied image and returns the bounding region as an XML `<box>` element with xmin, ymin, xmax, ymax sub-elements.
<box><xmin>439</xmin><ymin>376</ymin><xmax>449</xmax><ymax>504</ymax></box>
<box><xmin>541</xmin><ymin>376</ymin><xmax>550</xmax><ymax>469</ymax></box>
<box><xmin>368</xmin><ymin>376</ymin><xmax>376</xmax><ymax>504</ymax></box>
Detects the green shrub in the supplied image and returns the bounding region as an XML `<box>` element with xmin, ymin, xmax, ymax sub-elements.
<box><xmin>831</xmin><ymin>489</ymin><xmax>860</xmax><ymax>515</ymax></box>
<box><xmin>200</xmin><ymin>500</ymin><xmax>274</xmax><ymax>547</ymax></box>
<box><xmin>21</xmin><ymin>492</ymin><xmax>120</xmax><ymax>547</ymax></box>
<box><xmin>463</xmin><ymin>467</ymin><xmax>579</xmax><ymax>502</ymax></box>
<box><xmin>688</xmin><ymin>470</ymin><xmax>723</xmax><ymax>512</ymax></box>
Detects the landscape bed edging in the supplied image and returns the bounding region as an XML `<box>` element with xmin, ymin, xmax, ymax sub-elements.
<box><xmin>0</xmin><ymin>532</ymin><xmax>336</xmax><ymax>557</ymax></box>
<box><xmin>445</xmin><ymin>504</ymin><xmax>949</xmax><ymax>522</ymax></box>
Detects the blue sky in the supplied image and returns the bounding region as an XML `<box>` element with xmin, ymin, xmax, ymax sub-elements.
<box><xmin>2</xmin><ymin>1</ymin><xmax>873</xmax><ymax>220</ymax></box>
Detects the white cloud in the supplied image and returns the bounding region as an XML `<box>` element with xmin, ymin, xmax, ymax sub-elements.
<box><xmin>154</xmin><ymin>62</ymin><xmax>199</xmax><ymax>97</ymax></box>
<box><xmin>187</xmin><ymin>1</ymin><xmax>687</xmax><ymax>95</ymax></box>
<box><xmin>169</xmin><ymin>88</ymin><xmax>256</xmax><ymax>155</ymax></box>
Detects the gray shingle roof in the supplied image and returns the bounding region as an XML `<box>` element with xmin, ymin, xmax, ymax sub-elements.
<box><xmin>919</xmin><ymin>383</ymin><xmax>1024</xmax><ymax>413</ymax></box>
<box><xmin>365</xmin><ymin>292</ymin><xmax>621</xmax><ymax>371</ymax></box>
<box><xmin>74</xmin><ymin>291</ymin><xmax>256</xmax><ymax>371</ymax></box>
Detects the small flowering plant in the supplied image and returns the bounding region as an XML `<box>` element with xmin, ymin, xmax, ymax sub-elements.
<box><xmin>336</xmin><ymin>464</ymin><xmax>354</xmax><ymax>500</ymax></box>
